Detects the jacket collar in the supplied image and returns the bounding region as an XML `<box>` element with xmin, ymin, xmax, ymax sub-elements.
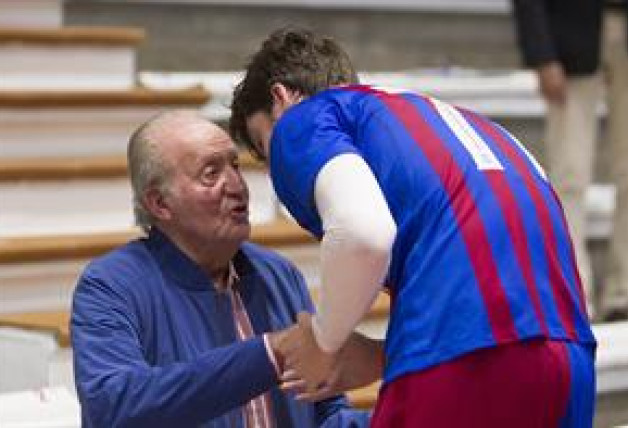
<box><xmin>145</xmin><ymin>227</ymin><xmax>256</xmax><ymax>292</ymax></box>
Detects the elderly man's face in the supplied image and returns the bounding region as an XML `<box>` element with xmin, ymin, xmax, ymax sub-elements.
<box><xmin>158</xmin><ymin>120</ymin><xmax>251</xmax><ymax>248</ymax></box>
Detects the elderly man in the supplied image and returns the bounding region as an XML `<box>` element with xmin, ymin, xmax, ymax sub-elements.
<box><xmin>70</xmin><ymin>110</ymin><xmax>370</xmax><ymax>427</ymax></box>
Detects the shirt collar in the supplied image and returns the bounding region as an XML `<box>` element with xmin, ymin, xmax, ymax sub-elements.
<box><xmin>145</xmin><ymin>227</ymin><xmax>251</xmax><ymax>292</ymax></box>
<box><xmin>213</xmin><ymin>261</ymin><xmax>241</xmax><ymax>293</ymax></box>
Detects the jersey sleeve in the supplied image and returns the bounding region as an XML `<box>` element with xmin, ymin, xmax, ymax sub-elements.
<box><xmin>269</xmin><ymin>98</ymin><xmax>360</xmax><ymax>238</ymax></box>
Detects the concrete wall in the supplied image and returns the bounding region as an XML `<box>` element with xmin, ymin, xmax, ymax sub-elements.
<box><xmin>64</xmin><ymin>1</ymin><xmax>520</xmax><ymax>72</ymax></box>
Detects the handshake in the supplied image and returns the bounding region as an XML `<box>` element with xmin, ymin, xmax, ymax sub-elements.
<box><xmin>268</xmin><ymin>312</ymin><xmax>383</xmax><ymax>402</ymax></box>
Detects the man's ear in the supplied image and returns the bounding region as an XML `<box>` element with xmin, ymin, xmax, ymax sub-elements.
<box><xmin>270</xmin><ymin>83</ymin><xmax>300</xmax><ymax>118</ymax></box>
<box><xmin>143</xmin><ymin>187</ymin><xmax>172</xmax><ymax>222</ymax></box>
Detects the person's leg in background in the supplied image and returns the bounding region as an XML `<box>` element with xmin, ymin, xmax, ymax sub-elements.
<box><xmin>601</xmin><ymin>9</ymin><xmax>628</xmax><ymax>320</ymax></box>
<box><xmin>545</xmin><ymin>75</ymin><xmax>601</xmax><ymax>318</ymax></box>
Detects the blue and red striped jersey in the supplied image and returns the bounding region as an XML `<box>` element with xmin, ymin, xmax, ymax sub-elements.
<box><xmin>269</xmin><ymin>85</ymin><xmax>595</xmax><ymax>384</ymax></box>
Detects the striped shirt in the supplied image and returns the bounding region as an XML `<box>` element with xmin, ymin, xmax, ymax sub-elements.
<box><xmin>223</xmin><ymin>263</ymin><xmax>274</xmax><ymax>427</ymax></box>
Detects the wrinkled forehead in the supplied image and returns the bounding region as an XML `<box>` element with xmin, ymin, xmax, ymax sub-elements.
<box><xmin>148</xmin><ymin>117</ymin><xmax>237</xmax><ymax>174</ymax></box>
<box><xmin>160</xmin><ymin>116</ymin><xmax>235</xmax><ymax>151</ymax></box>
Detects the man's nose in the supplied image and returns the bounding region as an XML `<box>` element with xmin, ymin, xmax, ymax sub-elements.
<box><xmin>224</xmin><ymin>168</ymin><xmax>248</xmax><ymax>195</ymax></box>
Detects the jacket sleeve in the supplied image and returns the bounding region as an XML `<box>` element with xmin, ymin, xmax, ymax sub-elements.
<box><xmin>511</xmin><ymin>0</ymin><xmax>557</xmax><ymax>67</ymax></box>
<box><xmin>71</xmin><ymin>273</ymin><xmax>278</xmax><ymax>427</ymax></box>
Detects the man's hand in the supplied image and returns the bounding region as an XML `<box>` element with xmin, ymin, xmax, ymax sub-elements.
<box><xmin>537</xmin><ymin>61</ymin><xmax>567</xmax><ymax>105</ymax></box>
<box><xmin>272</xmin><ymin>312</ymin><xmax>337</xmax><ymax>394</ymax></box>
<box><xmin>267</xmin><ymin>323</ymin><xmax>301</xmax><ymax>375</ymax></box>
<box><xmin>282</xmin><ymin>331</ymin><xmax>384</xmax><ymax>402</ymax></box>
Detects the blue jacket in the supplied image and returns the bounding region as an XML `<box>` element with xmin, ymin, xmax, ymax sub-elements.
<box><xmin>71</xmin><ymin>228</ymin><xmax>369</xmax><ymax>427</ymax></box>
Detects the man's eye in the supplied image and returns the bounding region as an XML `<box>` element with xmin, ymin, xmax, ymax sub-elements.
<box><xmin>201</xmin><ymin>167</ymin><xmax>218</xmax><ymax>183</ymax></box>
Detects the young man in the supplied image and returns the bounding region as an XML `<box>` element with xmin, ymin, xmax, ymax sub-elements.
<box><xmin>230</xmin><ymin>28</ymin><xmax>597</xmax><ymax>427</ymax></box>
<box><xmin>71</xmin><ymin>110</ymin><xmax>369</xmax><ymax>427</ymax></box>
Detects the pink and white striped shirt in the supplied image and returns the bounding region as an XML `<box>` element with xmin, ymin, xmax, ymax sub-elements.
<box><xmin>223</xmin><ymin>262</ymin><xmax>276</xmax><ymax>428</ymax></box>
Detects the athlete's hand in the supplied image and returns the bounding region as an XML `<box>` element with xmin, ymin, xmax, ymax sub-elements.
<box><xmin>267</xmin><ymin>323</ymin><xmax>302</xmax><ymax>375</ymax></box>
<box><xmin>278</xmin><ymin>312</ymin><xmax>337</xmax><ymax>394</ymax></box>
<box><xmin>282</xmin><ymin>331</ymin><xmax>384</xmax><ymax>402</ymax></box>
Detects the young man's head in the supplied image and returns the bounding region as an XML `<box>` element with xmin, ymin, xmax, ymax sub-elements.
<box><xmin>230</xmin><ymin>27</ymin><xmax>359</xmax><ymax>161</ymax></box>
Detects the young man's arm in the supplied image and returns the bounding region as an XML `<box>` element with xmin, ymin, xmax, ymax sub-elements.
<box><xmin>268</xmin><ymin>258</ymin><xmax>371</xmax><ymax>426</ymax></box>
<box><xmin>312</xmin><ymin>153</ymin><xmax>396</xmax><ymax>352</ymax></box>
<box><xmin>511</xmin><ymin>0</ymin><xmax>567</xmax><ymax>103</ymax></box>
<box><xmin>274</xmin><ymin>152</ymin><xmax>393</xmax><ymax>393</ymax></box>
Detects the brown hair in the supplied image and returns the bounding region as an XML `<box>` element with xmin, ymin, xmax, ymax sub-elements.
<box><xmin>229</xmin><ymin>27</ymin><xmax>358</xmax><ymax>158</ymax></box>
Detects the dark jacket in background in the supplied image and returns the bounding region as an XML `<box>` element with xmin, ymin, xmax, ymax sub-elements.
<box><xmin>512</xmin><ymin>0</ymin><xmax>627</xmax><ymax>75</ymax></box>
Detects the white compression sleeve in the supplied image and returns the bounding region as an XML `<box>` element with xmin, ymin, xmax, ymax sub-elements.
<box><xmin>312</xmin><ymin>153</ymin><xmax>396</xmax><ymax>353</ymax></box>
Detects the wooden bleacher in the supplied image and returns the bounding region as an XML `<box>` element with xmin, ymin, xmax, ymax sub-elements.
<box><xmin>0</xmin><ymin>155</ymin><xmax>128</xmax><ymax>181</ymax></box>
<box><xmin>0</xmin><ymin>220</ymin><xmax>314</xmax><ymax>265</ymax></box>
<box><xmin>0</xmin><ymin>26</ymin><xmax>145</xmax><ymax>45</ymax></box>
<box><xmin>0</xmin><ymin>151</ymin><xmax>262</xmax><ymax>181</ymax></box>
<box><xmin>0</xmin><ymin>311</ymin><xmax>70</xmax><ymax>348</ymax></box>
<box><xmin>0</xmin><ymin>86</ymin><xmax>210</xmax><ymax>108</ymax></box>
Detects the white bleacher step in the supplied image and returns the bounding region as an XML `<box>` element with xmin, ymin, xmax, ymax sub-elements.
<box><xmin>0</xmin><ymin>0</ymin><xmax>63</xmax><ymax>29</ymax></box>
<box><xmin>0</xmin><ymin>174</ymin><xmax>135</xmax><ymax>238</ymax></box>
<box><xmin>140</xmin><ymin>68</ymin><xmax>606</xmax><ymax>121</ymax></box>
<box><xmin>0</xmin><ymin>327</ymin><xmax>62</xmax><ymax>393</ymax></box>
<box><xmin>0</xmin><ymin>154</ymin><xmax>277</xmax><ymax>238</ymax></box>
<box><xmin>0</xmin><ymin>222</ymin><xmax>320</xmax><ymax>314</ymax></box>
<box><xmin>139</xmin><ymin>69</ymin><xmax>547</xmax><ymax>122</ymax></box>
<box><xmin>587</xmin><ymin>184</ymin><xmax>616</xmax><ymax>240</ymax></box>
<box><xmin>0</xmin><ymin>27</ymin><xmax>145</xmax><ymax>91</ymax></box>
<box><xmin>0</xmin><ymin>87</ymin><xmax>210</xmax><ymax>159</ymax></box>
<box><xmin>595</xmin><ymin>321</ymin><xmax>628</xmax><ymax>394</ymax></box>
<box><xmin>0</xmin><ymin>386</ymin><xmax>80</xmax><ymax>427</ymax></box>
